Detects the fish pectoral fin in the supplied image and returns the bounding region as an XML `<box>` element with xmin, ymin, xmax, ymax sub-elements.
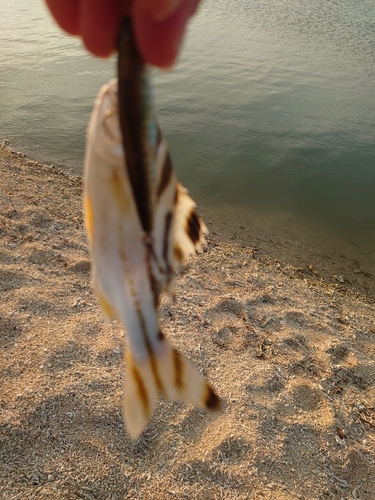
<box><xmin>124</xmin><ymin>337</ymin><xmax>221</xmax><ymax>439</ymax></box>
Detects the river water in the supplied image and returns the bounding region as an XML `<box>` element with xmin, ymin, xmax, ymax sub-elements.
<box><xmin>1</xmin><ymin>0</ymin><xmax>375</xmax><ymax>269</ymax></box>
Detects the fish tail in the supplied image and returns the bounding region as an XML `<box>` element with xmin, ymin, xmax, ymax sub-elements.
<box><xmin>124</xmin><ymin>335</ymin><xmax>221</xmax><ymax>439</ymax></box>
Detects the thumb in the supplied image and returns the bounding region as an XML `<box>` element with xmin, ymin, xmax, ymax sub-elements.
<box><xmin>133</xmin><ymin>0</ymin><xmax>200</xmax><ymax>67</ymax></box>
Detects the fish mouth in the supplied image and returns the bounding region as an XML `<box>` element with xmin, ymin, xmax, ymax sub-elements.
<box><xmin>117</xmin><ymin>18</ymin><xmax>153</xmax><ymax>234</ymax></box>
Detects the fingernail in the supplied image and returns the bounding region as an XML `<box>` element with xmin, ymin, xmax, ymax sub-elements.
<box><xmin>152</xmin><ymin>0</ymin><xmax>183</xmax><ymax>21</ymax></box>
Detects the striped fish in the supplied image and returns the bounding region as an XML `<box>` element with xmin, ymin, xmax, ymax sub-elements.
<box><xmin>83</xmin><ymin>19</ymin><xmax>220</xmax><ymax>439</ymax></box>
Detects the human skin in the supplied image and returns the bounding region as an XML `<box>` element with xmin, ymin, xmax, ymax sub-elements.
<box><xmin>45</xmin><ymin>0</ymin><xmax>200</xmax><ymax>67</ymax></box>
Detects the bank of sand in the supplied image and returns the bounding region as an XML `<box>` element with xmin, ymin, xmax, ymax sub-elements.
<box><xmin>1</xmin><ymin>144</ymin><xmax>374</xmax><ymax>500</ymax></box>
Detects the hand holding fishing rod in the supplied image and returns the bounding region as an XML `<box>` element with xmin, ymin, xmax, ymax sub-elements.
<box><xmin>45</xmin><ymin>0</ymin><xmax>201</xmax><ymax>67</ymax></box>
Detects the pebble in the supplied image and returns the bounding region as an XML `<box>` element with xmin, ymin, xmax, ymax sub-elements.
<box><xmin>333</xmin><ymin>274</ymin><xmax>345</xmax><ymax>283</ymax></box>
<box><xmin>335</xmin><ymin>435</ymin><xmax>346</xmax><ymax>446</ymax></box>
<box><xmin>352</xmin><ymin>487</ymin><xmax>361</xmax><ymax>499</ymax></box>
<box><xmin>47</xmin><ymin>474</ymin><xmax>54</xmax><ymax>482</ymax></box>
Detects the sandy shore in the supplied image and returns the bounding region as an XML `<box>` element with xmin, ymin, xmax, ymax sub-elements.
<box><xmin>0</xmin><ymin>144</ymin><xmax>374</xmax><ymax>500</ymax></box>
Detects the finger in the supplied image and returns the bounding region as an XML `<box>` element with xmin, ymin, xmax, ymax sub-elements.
<box><xmin>45</xmin><ymin>0</ymin><xmax>80</xmax><ymax>35</ymax></box>
<box><xmin>134</xmin><ymin>0</ymin><xmax>200</xmax><ymax>67</ymax></box>
<box><xmin>79</xmin><ymin>0</ymin><xmax>123</xmax><ymax>57</ymax></box>
<box><xmin>137</xmin><ymin>0</ymin><xmax>182</xmax><ymax>21</ymax></box>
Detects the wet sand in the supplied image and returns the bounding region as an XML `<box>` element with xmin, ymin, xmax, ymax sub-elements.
<box><xmin>1</xmin><ymin>144</ymin><xmax>374</xmax><ymax>499</ymax></box>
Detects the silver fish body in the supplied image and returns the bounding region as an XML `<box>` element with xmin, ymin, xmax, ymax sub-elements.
<box><xmin>84</xmin><ymin>79</ymin><xmax>166</xmax><ymax>360</ymax></box>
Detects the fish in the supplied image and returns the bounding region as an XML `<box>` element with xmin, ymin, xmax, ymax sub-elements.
<box><xmin>83</xmin><ymin>18</ymin><xmax>221</xmax><ymax>439</ymax></box>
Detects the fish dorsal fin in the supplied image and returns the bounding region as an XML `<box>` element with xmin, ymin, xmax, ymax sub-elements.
<box><xmin>151</xmin><ymin>141</ymin><xmax>208</xmax><ymax>295</ymax></box>
<box><xmin>173</xmin><ymin>183</ymin><xmax>208</xmax><ymax>263</ymax></box>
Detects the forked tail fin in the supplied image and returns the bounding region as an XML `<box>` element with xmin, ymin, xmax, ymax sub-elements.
<box><xmin>124</xmin><ymin>336</ymin><xmax>221</xmax><ymax>439</ymax></box>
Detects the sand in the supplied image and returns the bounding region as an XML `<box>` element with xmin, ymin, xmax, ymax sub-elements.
<box><xmin>0</xmin><ymin>143</ymin><xmax>374</xmax><ymax>500</ymax></box>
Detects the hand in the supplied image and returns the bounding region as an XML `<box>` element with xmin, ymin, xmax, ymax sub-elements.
<box><xmin>45</xmin><ymin>0</ymin><xmax>200</xmax><ymax>67</ymax></box>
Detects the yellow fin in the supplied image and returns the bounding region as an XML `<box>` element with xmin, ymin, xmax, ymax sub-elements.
<box><xmin>124</xmin><ymin>337</ymin><xmax>221</xmax><ymax>439</ymax></box>
<box><xmin>108</xmin><ymin>171</ymin><xmax>131</xmax><ymax>215</ymax></box>
<box><xmin>97</xmin><ymin>290</ymin><xmax>116</xmax><ymax>319</ymax></box>
<box><xmin>84</xmin><ymin>195</ymin><xmax>94</xmax><ymax>240</ymax></box>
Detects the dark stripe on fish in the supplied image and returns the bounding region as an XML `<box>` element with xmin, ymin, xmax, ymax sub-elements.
<box><xmin>149</xmin><ymin>355</ymin><xmax>163</xmax><ymax>394</ymax></box>
<box><xmin>156</xmin><ymin>125</ymin><xmax>162</xmax><ymax>146</ymax></box>
<box><xmin>204</xmin><ymin>386</ymin><xmax>221</xmax><ymax>410</ymax></box>
<box><xmin>144</xmin><ymin>239</ymin><xmax>160</xmax><ymax>308</ymax></box>
<box><xmin>186</xmin><ymin>210</ymin><xmax>201</xmax><ymax>245</ymax></box>
<box><xmin>173</xmin><ymin>349</ymin><xmax>184</xmax><ymax>390</ymax></box>
<box><xmin>157</xmin><ymin>153</ymin><xmax>173</xmax><ymax>200</ymax></box>
<box><xmin>174</xmin><ymin>245</ymin><xmax>184</xmax><ymax>262</ymax></box>
<box><xmin>134</xmin><ymin>298</ymin><xmax>164</xmax><ymax>394</ymax></box>
<box><xmin>132</xmin><ymin>363</ymin><xmax>149</xmax><ymax>416</ymax></box>
<box><xmin>117</xmin><ymin>18</ymin><xmax>152</xmax><ymax>233</ymax></box>
<box><xmin>149</xmin><ymin>271</ymin><xmax>159</xmax><ymax>309</ymax></box>
<box><xmin>163</xmin><ymin>212</ymin><xmax>173</xmax><ymax>270</ymax></box>
<box><xmin>142</xmin><ymin>243</ymin><xmax>160</xmax><ymax>308</ymax></box>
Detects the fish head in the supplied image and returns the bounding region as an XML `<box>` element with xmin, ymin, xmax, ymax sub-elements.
<box><xmin>86</xmin><ymin>78</ymin><xmax>125</xmax><ymax>179</ymax></box>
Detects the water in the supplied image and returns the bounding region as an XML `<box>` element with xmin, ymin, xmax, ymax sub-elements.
<box><xmin>1</xmin><ymin>0</ymin><xmax>375</xmax><ymax>268</ymax></box>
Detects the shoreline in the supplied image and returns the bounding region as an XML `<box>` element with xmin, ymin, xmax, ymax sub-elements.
<box><xmin>202</xmin><ymin>202</ymin><xmax>375</xmax><ymax>303</ymax></box>
<box><xmin>3</xmin><ymin>142</ymin><xmax>375</xmax><ymax>301</ymax></box>
<box><xmin>1</xmin><ymin>144</ymin><xmax>374</xmax><ymax>499</ymax></box>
